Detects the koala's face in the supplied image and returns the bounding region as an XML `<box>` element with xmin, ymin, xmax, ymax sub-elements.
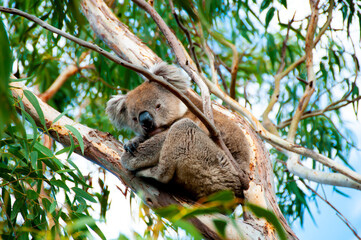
<box><xmin>107</xmin><ymin>82</ymin><xmax>188</xmax><ymax>136</ymax></box>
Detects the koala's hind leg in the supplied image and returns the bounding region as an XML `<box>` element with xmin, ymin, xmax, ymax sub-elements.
<box><xmin>121</xmin><ymin>131</ymin><xmax>167</xmax><ymax>171</ymax></box>
<box><xmin>135</xmin><ymin>119</ymin><xmax>195</xmax><ymax>183</ymax></box>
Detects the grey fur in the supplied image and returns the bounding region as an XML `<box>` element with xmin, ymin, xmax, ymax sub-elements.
<box><xmin>149</xmin><ymin>62</ymin><xmax>190</xmax><ymax>92</ymax></box>
<box><xmin>107</xmin><ymin>62</ymin><xmax>250</xmax><ymax>199</ymax></box>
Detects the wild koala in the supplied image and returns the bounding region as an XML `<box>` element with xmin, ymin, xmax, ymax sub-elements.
<box><xmin>106</xmin><ymin>62</ymin><xmax>250</xmax><ymax>199</ymax></box>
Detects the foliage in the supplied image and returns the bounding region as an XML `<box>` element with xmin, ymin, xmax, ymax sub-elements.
<box><xmin>0</xmin><ymin>0</ymin><xmax>360</xmax><ymax>238</ymax></box>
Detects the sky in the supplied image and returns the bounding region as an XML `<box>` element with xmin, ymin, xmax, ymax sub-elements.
<box><xmin>56</xmin><ymin>0</ymin><xmax>361</xmax><ymax>239</ymax></box>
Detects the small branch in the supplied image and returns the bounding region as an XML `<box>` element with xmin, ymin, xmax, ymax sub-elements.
<box><xmin>168</xmin><ymin>0</ymin><xmax>201</xmax><ymax>72</ymax></box>
<box><xmin>287</xmin><ymin>153</ymin><xmax>361</xmax><ymax>190</ymax></box>
<box><xmin>302</xmin><ymin>181</ymin><xmax>361</xmax><ymax>240</ymax></box>
<box><xmin>277</xmin><ymin>96</ymin><xmax>361</xmax><ymax>129</ymax></box>
<box><xmin>39</xmin><ymin>64</ymin><xmax>94</xmax><ymax>102</ymax></box>
<box><xmin>272</xmin><ymin>0</ymin><xmax>333</xmax><ymax>86</ymax></box>
<box><xmin>216</xmin><ymin>65</ymin><xmax>229</xmax><ymax>94</ymax></box>
<box><xmin>262</xmin><ymin>17</ymin><xmax>292</xmax><ymax>135</ymax></box>
<box><xmin>206</xmin><ymin>30</ymin><xmax>239</xmax><ymax>99</ymax></box>
<box><xmin>287</xmin><ymin>0</ymin><xmax>319</xmax><ymax>142</ymax></box>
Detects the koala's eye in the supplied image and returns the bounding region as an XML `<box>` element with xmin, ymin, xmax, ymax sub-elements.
<box><xmin>132</xmin><ymin>117</ymin><xmax>137</xmax><ymax>122</ymax></box>
<box><xmin>155</xmin><ymin>104</ymin><xmax>161</xmax><ymax>110</ymax></box>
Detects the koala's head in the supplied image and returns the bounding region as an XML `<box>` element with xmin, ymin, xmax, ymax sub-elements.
<box><xmin>106</xmin><ymin>62</ymin><xmax>190</xmax><ymax>136</ymax></box>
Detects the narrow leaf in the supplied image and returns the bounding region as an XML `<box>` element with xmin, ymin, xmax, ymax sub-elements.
<box><xmin>72</xmin><ymin>187</ymin><xmax>97</xmax><ymax>203</ymax></box>
<box><xmin>23</xmin><ymin>90</ymin><xmax>46</xmax><ymax>129</ymax></box>
<box><xmin>65</xmin><ymin>125</ymin><xmax>84</xmax><ymax>155</ymax></box>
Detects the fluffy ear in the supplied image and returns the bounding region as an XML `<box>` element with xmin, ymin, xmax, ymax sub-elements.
<box><xmin>150</xmin><ymin>62</ymin><xmax>190</xmax><ymax>92</ymax></box>
<box><xmin>106</xmin><ymin>95</ymin><xmax>128</xmax><ymax>130</ymax></box>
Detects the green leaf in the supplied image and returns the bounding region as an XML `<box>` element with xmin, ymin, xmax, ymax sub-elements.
<box><xmin>65</xmin><ymin>125</ymin><xmax>84</xmax><ymax>155</ymax></box>
<box><xmin>173</xmin><ymin>220</ymin><xmax>203</xmax><ymax>240</ymax></box>
<box><xmin>30</xmin><ymin>151</ymin><xmax>38</xmax><ymax>170</ymax></box>
<box><xmin>23</xmin><ymin>90</ymin><xmax>46</xmax><ymax>129</ymax></box>
<box><xmin>154</xmin><ymin>205</ymin><xmax>180</xmax><ymax>218</ymax></box>
<box><xmin>0</xmin><ymin>18</ymin><xmax>13</xmax><ymax>135</ymax></box>
<box><xmin>72</xmin><ymin>187</ymin><xmax>97</xmax><ymax>203</ymax></box>
<box><xmin>213</xmin><ymin>219</ymin><xmax>227</xmax><ymax>238</ymax></box>
<box><xmin>11</xmin><ymin>198</ymin><xmax>24</xmax><ymax>221</ymax></box>
<box><xmin>247</xmin><ymin>203</ymin><xmax>287</xmax><ymax>240</ymax></box>
<box><xmin>204</xmin><ymin>190</ymin><xmax>235</xmax><ymax>203</ymax></box>
<box><xmin>34</xmin><ymin>141</ymin><xmax>54</xmax><ymax>158</ymax></box>
<box><xmin>26</xmin><ymin>189</ymin><xmax>39</xmax><ymax>200</ymax></box>
<box><xmin>51</xmin><ymin>179</ymin><xmax>70</xmax><ymax>192</ymax></box>
<box><xmin>265</xmin><ymin>7</ymin><xmax>275</xmax><ymax>29</ymax></box>
<box><xmin>65</xmin><ymin>216</ymin><xmax>96</xmax><ymax>232</ymax></box>
<box><xmin>49</xmin><ymin>200</ymin><xmax>57</xmax><ymax>214</ymax></box>
<box><xmin>260</xmin><ymin>0</ymin><xmax>272</xmax><ymax>11</ymax></box>
<box><xmin>53</xmin><ymin>108</ymin><xmax>72</xmax><ymax>124</ymax></box>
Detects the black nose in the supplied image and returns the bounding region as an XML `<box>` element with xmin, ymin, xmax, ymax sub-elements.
<box><xmin>139</xmin><ymin>111</ymin><xmax>155</xmax><ymax>132</ymax></box>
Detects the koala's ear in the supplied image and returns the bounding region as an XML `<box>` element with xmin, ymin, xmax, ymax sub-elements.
<box><xmin>106</xmin><ymin>95</ymin><xmax>128</xmax><ymax>130</ymax></box>
<box><xmin>150</xmin><ymin>62</ymin><xmax>190</xmax><ymax>92</ymax></box>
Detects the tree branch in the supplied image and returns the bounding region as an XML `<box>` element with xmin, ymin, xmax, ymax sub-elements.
<box><xmin>168</xmin><ymin>0</ymin><xmax>201</xmax><ymax>72</ymax></box>
<box><xmin>277</xmin><ymin>96</ymin><xmax>361</xmax><ymax>129</ymax></box>
<box><xmin>302</xmin><ymin>181</ymin><xmax>361</xmax><ymax>240</ymax></box>
<box><xmin>287</xmin><ymin>0</ymin><xmax>319</xmax><ymax>142</ymax></box>
<box><xmin>262</xmin><ymin>17</ymin><xmax>292</xmax><ymax>136</ymax></box>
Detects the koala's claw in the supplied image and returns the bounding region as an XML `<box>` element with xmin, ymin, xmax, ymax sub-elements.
<box><xmin>124</xmin><ymin>137</ymin><xmax>145</xmax><ymax>156</ymax></box>
<box><xmin>124</xmin><ymin>142</ymin><xmax>137</xmax><ymax>156</ymax></box>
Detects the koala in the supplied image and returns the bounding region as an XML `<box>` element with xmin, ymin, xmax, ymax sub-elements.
<box><xmin>106</xmin><ymin>62</ymin><xmax>250</xmax><ymax>199</ymax></box>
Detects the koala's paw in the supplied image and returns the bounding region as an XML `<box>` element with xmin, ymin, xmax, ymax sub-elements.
<box><xmin>135</xmin><ymin>168</ymin><xmax>153</xmax><ymax>179</ymax></box>
<box><xmin>124</xmin><ymin>136</ymin><xmax>146</xmax><ymax>156</ymax></box>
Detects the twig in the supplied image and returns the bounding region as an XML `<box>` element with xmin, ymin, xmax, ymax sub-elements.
<box><xmin>302</xmin><ymin>181</ymin><xmax>361</xmax><ymax>240</ymax></box>
<box><xmin>168</xmin><ymin>0</ymin><xmax>201</xmax><ymax>72</ymax></box>
<box><xmin>261</xmin><ymin>16</ymin><xmax>293</xmax><ymax>135</ymax></box>
<box><xmin>206</xmin><ymin>30</ymin><xmax>239</xmax><ymax>99</ymax></box>
<box><xmin>278</xmin><ymin>96</ymin><xmax>361</xmax><ymax>129</ymax></box>
<box><xmin>216</xmin><ymin>64</ymin><xmax>229</xmax><ymax>94</ymax></box>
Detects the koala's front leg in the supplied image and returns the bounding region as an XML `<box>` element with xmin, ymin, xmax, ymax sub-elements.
<box><xmin>121</xmin><ymin>131</ymin><xmax>167</xmax><ymax>171</ymax></box>
<box><xmin>123</xmin><ymin>135</ymin><xmax>147</xmax><ymax>156</ymax></box>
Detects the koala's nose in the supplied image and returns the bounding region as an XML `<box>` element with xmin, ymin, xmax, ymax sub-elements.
<box><xmin>139</xmin><ymin>111</ymin><xmax>155</xmax><ymax>132</ymax></box>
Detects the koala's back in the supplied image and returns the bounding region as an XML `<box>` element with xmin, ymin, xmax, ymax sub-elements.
<box><xmin>161</xmin><ymin>118</ymin><xmax>244</xmax><ymax>199</ymax></box>
<box><xmin>183</xmin><ymin>92</ymin><xmax>251</xmax><ymax>193</ymax></box>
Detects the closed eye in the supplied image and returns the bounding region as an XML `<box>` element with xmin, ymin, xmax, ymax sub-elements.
<box><xmin>156</xmin><ymin>104</ymin><xmax>161</xmax><ymax>110</ymax></box>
